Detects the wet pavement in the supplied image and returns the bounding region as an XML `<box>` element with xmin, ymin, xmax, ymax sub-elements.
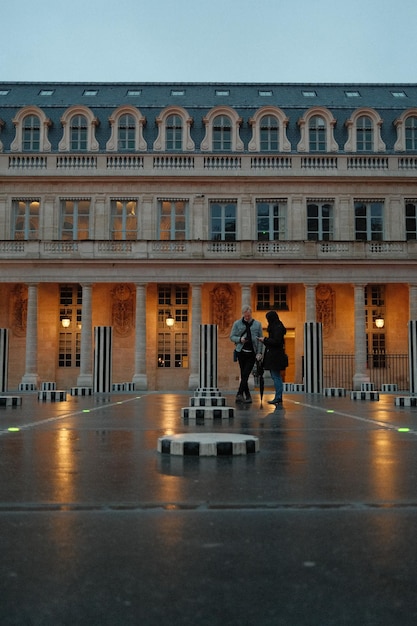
<box><xmin>1</xmin><ymin>390</ymin><xmax>417</xmax><ymax>625</ymax></box>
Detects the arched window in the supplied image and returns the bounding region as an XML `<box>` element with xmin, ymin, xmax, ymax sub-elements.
<box><xmin>117</xmin><ymin>114</ymin><xmax>136</xmax><ymax>151</ymax></box>
<box><xmin>107</xmin><ymin>106</ymin><xmax>146</xmax><ymax>152</ymax></box>
<box><xmin>70</xmin><ymin>115</ymin><xmax>88</xmax><ymax>151</ymax></box>
<box><xmin>344</xmin><ymin>108</ymin><xmax>385</xmax><ymax>152</ymax></box>
<box><xmin>405</xmin><ymin>116</ymin><xmax>417</xmax><ymax>150</ymax></box>
<box><xmin>201</xmin><ymin>106</ymin><xmax>243</xmax><ymax>152</ymax></box>
<box><xmin>59</xmin><ymin>106</ymin><xmax>99</xmax><ymax>152</ymax></box>
<box><xmin>309</xmin><ymin>115</ymin><xmax>326</xmax><ymax>152</ymax></box>
<box><xmin>153</xmin><ymin>106</ymin><xmax>194</xmax><ymax>152</ymax></box>
<box><xmin>356</xmin><ymin>115</ymin><xmax>373</xmax><ymax>152</ymax></box>
<box><xmin>297</xmin><ymin>107</ymin><xmax>338</xmax><ymax>152</ymax></box>
<box><xmin>248</xmin><ymin>106</ymin><xmax>290</xmax><ymax>152</ymax></box>
<box><xmin>166</xmin><ymin>115</ymin><xmax>183</xmax><ymax>151</ymax></box>
<box><xmin>260</xmin><ymin>115</ymin><xmax>279</xmax><ymax>151</ymax></box>
<box><xmin>22</xmin><ymin>115</ymin><xmax>40</xmax><ymax>151</ymax></box>
<box><xmin>213</xmin><ymin>115</ymin><xmax>232</xmax><ymax>151</ymax></box>
<box><xmin>10</xmin><ymin>106</ymin><xmax>52</xmax><ymax>152</ymax></box>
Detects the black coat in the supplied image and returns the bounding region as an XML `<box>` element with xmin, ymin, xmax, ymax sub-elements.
<box><xmin>262</xmin><ymin>319</ymin><xmax>287</xmax><ymax>372</ymax></box>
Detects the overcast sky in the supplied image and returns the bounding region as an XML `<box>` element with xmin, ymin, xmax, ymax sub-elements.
<box><xmin>1</xmin><ymin>0</ymin><xmax>416</xmax><ymax>84</ymax></box>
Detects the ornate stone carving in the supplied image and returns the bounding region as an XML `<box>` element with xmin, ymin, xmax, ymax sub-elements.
<box><xmin>316</xmin><ymin>284</ymin><xmax>334</xmax><ymax>337</ymax></box>
<box><xmin>111</xmin><ymin>284</ymin><xmax>134</xmax><ymax>337</ymax></box>
<box><xmin>10</xmin><ymin>285</ymin><xmax>27</xmax><ymax>337</ymax></box>
<box><xmin>211</xmin><ymin>284</ymin><xmax>234</xmax><ymax>336</ymax></box>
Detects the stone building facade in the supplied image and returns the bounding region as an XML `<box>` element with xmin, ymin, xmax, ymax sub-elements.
<box><xmin>0</xmin><ymin>82</ymin><xmax>416</xmax><ymax>391</ymax></box>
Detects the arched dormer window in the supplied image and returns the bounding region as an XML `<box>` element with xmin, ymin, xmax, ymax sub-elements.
<box><xmin>394</xmin><ymin>109</ymin><xmax>417</xmax><ymax>152</ymax></box>
<box><xmin>297</xmin><ymin>107</ymin><xmax>338</xmax><ymax>152</ymax></box>
<box><xmin>153</xmin><ymin>106</ymin><xmax>194</xmax><ymax>152</ymax></box>
<box><xmin>58</xmin><ymin>106</ymin><xmax>99</xmax><ymax>152</ymax></box>
<box><xmin>106</xmin><ymin>106</ymin><xmax>147</xmax><ymax>152</ymax></box>
<box><xmin>10</xmin><ymin>106</ymin><xmax>52</xmax><ymax>152</ymax></box>
<box><xmin>248</xmin><ymin>106</ymin><xmax>290</xmax><ymax>152</ymax></box>
<box><xmin>344</xmin><ymin>107</ymin><xmax>385</xmax><ymax>152</ymax></box>
<box><xmin>201</xmin><ymin>106</ymin><xmax>243</xmax><ymax>152</ymax></box>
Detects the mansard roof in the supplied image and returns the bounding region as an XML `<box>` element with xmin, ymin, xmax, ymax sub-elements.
<box><xmin>1</xmin><ymin>81</ymin><xmax>416</xmax><ymax>110</ymax></box>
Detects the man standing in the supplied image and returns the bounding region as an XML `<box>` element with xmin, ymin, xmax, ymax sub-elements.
<box><xmin>230</xmin><ymin>305</ymin><xmax>263</xmax><ymax>403</ymax></box>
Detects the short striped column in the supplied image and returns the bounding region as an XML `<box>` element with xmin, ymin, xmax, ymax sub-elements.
<box><xmin>41</xmin><ymin>382</ymin><xmax>56</xmax><ymax>391</ymax></box>
<box><xmin>199</xmin><ymin>324</ymin><xmax>218</xmax><ymax>389</ymax></box>
<box><xmin>93</xmin><ymin>326</ymin><xmax>113</xmax><ymax>393</ymax></box>
<box><xmin>0</xmin><ymin>329</ymin><xmax>8</xmax><ymax>393</ymax></box>
<box><xmin>304</xmin><ymin>322</ymin><xmax>323</xmax><ymax>393</ymax></box>
<box><xmin>409</xmin><ymin>321</ymin><xmax>417</xmax><ymax>394</ymax></box>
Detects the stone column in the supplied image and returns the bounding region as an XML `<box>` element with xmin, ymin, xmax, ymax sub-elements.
<box><xmin>132</xmin><ymin>283</ymin><xmax>148</xmax><ymax>390</ymax></box>
<box><xmin>241</xmin><ymin>284</ymin><xmax>252</xmax><ymax>309</ymax></box>
<box><xmin>77</xmin><ymin>283</ymin><xmax>93</xmax><ymax>387</ymax></box>
<box><xmin>409</xmin><ymin>284</ymin><xmax>417</xmax><ymax>320</ymax></box>
<box><xmin>353</xmin><ymin>283</ymin><xmax>370</xmax><ymax>389</ymax></box>
<box><xmin>0</xmin><ymin>328</ymin><xmax>9</xmax><ymax>392</ymax></box>
<box><xmin>188</xmin><ymin>283</ymin><xmax>202</xmax><ymax>389</ymax></box>
<box><xmin>305</xmin><ymin>284</ymin><xmax>317</xmax><ymax>322</ymax></box>
<box><xmin>21</xmin><ymin>283</ymin><xmax>39</xmax><ymax>387</ymax></box>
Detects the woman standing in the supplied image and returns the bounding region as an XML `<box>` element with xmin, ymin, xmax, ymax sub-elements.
<box><xmin>230</xmin><ymin>305</ymin><xmax>263</xmax><ymax>403</ymax></box>
<box><xmin>258</xmin><ymin>310</ymin><xmax>287</xmax><ymax>405</ymax></box>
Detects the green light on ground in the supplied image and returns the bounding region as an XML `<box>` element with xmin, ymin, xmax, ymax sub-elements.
<box><xmin>327</xmin><ymin>410</ymin><xmax>334</xmax><ymax>413</ymax></box>
<box><xmin>82</xmin><ymin>409</ymin><xmax>90</xmax><ymax>413</ymax></box>
<box><xmin>398</xmin><ymin>428</ymin><xmax>410</xmax><ymax>432</ymax></box>
<box><xmin>8</xmin><ymin>427</ymin><xmax>20</xmax><ymax>432</ymax></box>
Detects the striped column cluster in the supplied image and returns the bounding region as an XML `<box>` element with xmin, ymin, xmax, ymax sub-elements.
<box><xmin>304</xmin><ymin>322</ymin><xmax>323</xmax><ymax>393</ymax></box>
<box><xmin>199</xmin><ymin>324</ymin><xmax>218</xmax><ymax>388</ymax></box>
<box><xmin>41</xmin><ymin>382</ymin><xmax>56</xmax><ymax>391</ymax></box>
<box><xmin>158</xmin><ymin>433</ymin><xmax>259</xmax><ymax>456</ymax></box>
<box><xmin>409</xmin><ymin>321</ymin><xmax>417</xmax><ymax>394</ymax></box>
<box><xmin>324</xmin><ymin>388</ymin><xmax>347</xmax><ymax>397</ymax></box>
<box><xmin>181</xmin><ymin>324</ymin><xmax>234</xmax><ymax>420</ymax></box>
<box><xmin>0</xmin><ymin>329</ymin><xmax>8</xmax><ymax>393</ymax></box>
<box><xmin>0</xmin><ymin>396</ymin><xmax>22</xmax><ymax>407</ymax></box>
<box><xmin>93</xmin><ymin>326</ymin><xmax>113</xmax><ymax>393</ymax></box>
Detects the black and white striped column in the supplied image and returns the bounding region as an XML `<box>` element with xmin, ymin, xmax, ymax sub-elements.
<box><xmin>199</xmin><ymin>324</ymin><xmax>218</xmax><ymax>389</ymax></box>
<box><xmin>93</xmin><ymin>326</ymin><xmax>113</xmax><ymax>393</ymax></box>
<box><xmin>304</xmin><ymin>322</ymin><xmax>323</xmax><ymax>393</ymax></box>
<box><xmin>0</xmin><ymin>329</ymin><xmax>8</xmax><ymax>392</ymax></box>
<box><xmin>408</xmin><ymin>320</ymin><xmax>417</xmax><ymax>394</ymax></box>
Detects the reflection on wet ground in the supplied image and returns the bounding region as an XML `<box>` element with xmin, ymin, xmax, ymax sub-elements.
<box><xmin>1</xmin><ymin>391</ymin><xmax>417</xmax><ymax>624</ymax></box>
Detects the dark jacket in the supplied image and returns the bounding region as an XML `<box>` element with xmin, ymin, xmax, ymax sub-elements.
<box><xmin>262</xmin><ymin>311</ymin><xmax>287</xmax><ymax>371</ymax></box>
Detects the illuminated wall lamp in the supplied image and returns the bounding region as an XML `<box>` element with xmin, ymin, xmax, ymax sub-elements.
<box><xmin>61</xmin><ymin>316</ymin><xmax>71</xmax><ymax>328</ymax></box>
<box><xmin>375</xmin><ymin>315</ymin><xmax>385</xmax><ymax>329</ymax></box>
<box><xmin>166</xmin><ymin>313</ymin><xmax>175</xmax><ymax>327</ymax></box>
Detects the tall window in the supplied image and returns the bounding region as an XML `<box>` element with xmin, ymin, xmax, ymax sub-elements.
<box><xmin>117</xmin><ymin>114</ymin><xmax>135</xmax><ymax>151</ymax></box>
<box><xmin>365</xmin><ymin>285</ymin><xmax>385</xmax><ymax>368</ymax></box>
<box><xmin>12</xmin><ymin>199</ymin><xmax>39</xmax><ymax>240</ymax></box>
<box><xmin>256</xmin><ymin>200</ymin><xmax>286</xmax><ymax>240</ymax></box>
<box><xmin>260</xmin><ymin>115</ymin><xmax>279</xmax><ymax>151</ymax></box>
<box><xmin>307</xmin><ymin>201</ymin><xmax>333</xmax><ymax>241</ymax></box>
<box><xmin>309</xmin><ymin>115</ymin><xmax>326</xmax><ymax>152</ymax></box>
<box><xmin>58</xmin><ymin>284</ymin><xmax>82</xmax><ymax>368</ymax></box>
<box><xmin>356</xmin><ymin>115</ymin><xmax>373</xmax><ymax>151</ymax></box>
<box><xmin>111</xmin><ymin>199</ymin><xmax>137</xmax><ymax>240</ymax></box>
<box><xmin>213</xmin><ymin>115</ymin><xmax>232</xmax><ymax>151</ymax></box>
<box><xmin>157</xmin><ymin>285</ymin><xmax>189</xmax><ymax>368</ymax></box>
<box><xmin>22</xmin><ymin>115</ymin><xmax>40</xmax><ymax>151</ymax></box>
<box><xmin>405</xmin><ymin>201</ymin><xmax>417</xmax><ymax>240</ymax></box>
<box><xmin>210</xmin><ymin>201</ymin><xmax>236</xmax><ymax>240</ymax></box>
<box><xmin>256</xmin><ymin>285</ymin><xmax>288</xmax><ymax>311</ymax></box>
<box><xmin>166</xmin><ymin>114</ymin><xmax>183</xmax><ymax>151</ymax></box>
<box><xmin>60</xmin><ymin>199</ymin><xmax>91</xmax><ymax>240</ymax></box>
<box><xmin>354</xmin><ymin>201</ymin><xmax>383</xmax><ymax>241</ymax></box>
<box><xmin>158</xmin><ymin>200</ymin><xmax>187</xmax><ymax>240</ymax></box>
<box><xmin>405</xmin><ymin>116</ymin><xmax>417</xmax><ymax>151</ymax></box>
<box><xmin>70</xmin><ymin>115</ymin><xmax>88</xmax><ymax>151</ymax></box>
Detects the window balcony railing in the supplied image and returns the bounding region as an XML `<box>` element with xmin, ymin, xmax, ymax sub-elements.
<box><xmin>3</xmin><ymin>152</ymin><xmax>417</xmax><ymax>177</ymax></box>
<box><xmin>0</xmin><ymin>239</ymin><xmax>417</xmax><ymax>261</ymax></box>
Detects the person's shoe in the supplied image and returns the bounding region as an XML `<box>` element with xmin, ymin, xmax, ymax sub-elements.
<box><xmin>243</xmin><ymin>395</ymin><xmax>252</xmax><ymax>403</ymax></box>
<box><xmin>267</xmin><ymin>398</ymin><xmax>279</xmax><ymax>404</ymax></box>
<box><xmin>235</xmin><ymin>394</ymin><xmax>244</xmax><ymax>403</ymax></box>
